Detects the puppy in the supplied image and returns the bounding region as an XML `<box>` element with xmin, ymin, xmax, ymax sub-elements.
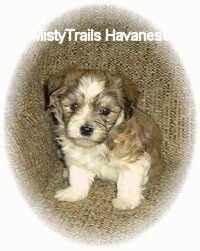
<box><xmin>44</xmin><ymin>67</ymin><xmax>164</xmax><ymax>210</ymax></box>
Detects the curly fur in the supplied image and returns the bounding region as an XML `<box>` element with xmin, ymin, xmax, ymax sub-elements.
<box><xmin>44</xmin><ymin>66</ymin><xmax>164</xmax><ymax>210</ymax></box>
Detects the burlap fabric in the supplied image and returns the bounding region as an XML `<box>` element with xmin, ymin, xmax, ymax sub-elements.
<box><xmin>5</xmin><ymin>6</ymin><xmax>195</xmax><ymax>245</ymax></box>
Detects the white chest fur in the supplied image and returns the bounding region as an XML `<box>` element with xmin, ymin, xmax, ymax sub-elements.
<box><xmin>56</xmin><ymin>134</ymin><xmax>151</xmax><ymax>210</ymax></box>
<box><xmin>62</xmin><ymin>140</ymin><xmax>120</xmax><ymax>182</ymax></box>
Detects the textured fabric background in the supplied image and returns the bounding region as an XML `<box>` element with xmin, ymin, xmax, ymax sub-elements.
<box><xmin>5</xmin><ymin>6</ymin><xmax>195</xmax><ymax>245</ymax></box>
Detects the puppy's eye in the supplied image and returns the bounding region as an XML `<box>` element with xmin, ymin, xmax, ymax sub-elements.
<box><xmin>100</xmin><ymin>107</ymin><xmax>110</xmax><ymax>116</ymax></box>
<box><xmin>70</xmin><ymin>102</ymin><xmax>79</xmax><ymax>112</ymax></box>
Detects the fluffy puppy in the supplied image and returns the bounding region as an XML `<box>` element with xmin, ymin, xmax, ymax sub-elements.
<box><xmin>44</xmin><ymin>67</ymin><xmax>164</xmax><ymax>210</ymax></box>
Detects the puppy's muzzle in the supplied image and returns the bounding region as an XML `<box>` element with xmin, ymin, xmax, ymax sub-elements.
<box><xmin>80</xmin><ymin>124</ymin><xmax>94</xmax><ymax>137</ymax></box>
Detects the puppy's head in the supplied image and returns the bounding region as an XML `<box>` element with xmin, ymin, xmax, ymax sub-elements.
<box><xmin>44</xmin><ymin>67</ymin><xmax>139</xmax><ymax>147</ymax></box>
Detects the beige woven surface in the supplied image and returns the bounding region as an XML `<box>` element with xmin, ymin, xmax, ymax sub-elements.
<box><xmin>5</xmin><ymin>6</ymin><xmax>195</xmax><ymax>245</ymax></box>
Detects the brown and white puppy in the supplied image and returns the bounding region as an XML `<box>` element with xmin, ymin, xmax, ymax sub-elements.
<box><xmin>44</xmin><ymin>67</ymin><xmax>164</xmax><ymax>210</ymax></box>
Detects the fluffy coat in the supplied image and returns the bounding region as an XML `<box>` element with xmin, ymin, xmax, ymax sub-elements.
<box><xmin>44</xmin><ymin>66</ymin><xmax>164</xmax><ymax>210</ymax></box>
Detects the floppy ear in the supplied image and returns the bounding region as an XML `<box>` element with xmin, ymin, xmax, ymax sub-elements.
<box><xmin>123</xmin><ymin>78</ymin><xmax>139</xmax><ymax>120</ymax></box>
<box><xmin>43</xmin><ymin>74</ymin><xmax>67</xmax><ymax>110</ymax></box>
<box><xmin>43</xmin><ymin>65</ymin><xmax>82</xmax><ymax>110</ymax></box>
<box><xmin>105</xmin><ymin>70</ymin><xmax>139</xmax><ymax>120</ymax></box>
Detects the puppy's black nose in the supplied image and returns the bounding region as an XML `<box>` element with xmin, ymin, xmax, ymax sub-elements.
<box><xmin>80</xmin><ymin>125</ymin><xmax>94</xmax><ymax>136</ymax></box>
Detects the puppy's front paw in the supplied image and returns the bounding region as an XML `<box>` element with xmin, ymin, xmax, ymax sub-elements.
<box><xmin>112</xmin><ymin>196</ymin><xmax>142</xmax><ymax>210</ymax></box>
<box><xmin>54</xmin><ymin>187</ymin><xmax>87</xmax><ymax>202</ymax></box>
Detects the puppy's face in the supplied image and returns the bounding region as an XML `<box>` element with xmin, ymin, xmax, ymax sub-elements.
<box><xmin>44</xmin><ymin>68</ymin><xmax>139</xmax><ymax>147</ymax></box>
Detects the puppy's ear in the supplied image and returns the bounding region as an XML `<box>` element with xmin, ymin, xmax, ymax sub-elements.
<box><xmin>43</xmin><ymin>65</ymin><xmax>82</xmax><ymax>110</ymax></box>
<box><xmin>123</xmin><ymin>78</ymin><xmax>139</xmax><ymax>120</ymax></box>
<box><xmin>43</xmin><ymin>73</ymin><xmax>67</xmax><ymax>110</ymax></box>
<box><xmin>105</xmin><ymin>70</ymin><xmax>139</xmax><ymax>120</ymax></box>
<box><xmin>43</xmin><ymin>75</ymin><xmax>65</xmax><ymax>110</ymax></box>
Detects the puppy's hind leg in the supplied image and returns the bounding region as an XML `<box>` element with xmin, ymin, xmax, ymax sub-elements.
<box><xmin>112</xmin><ymin>152</ymin><xmax>151</xmax><ymax>210</ymax></box>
